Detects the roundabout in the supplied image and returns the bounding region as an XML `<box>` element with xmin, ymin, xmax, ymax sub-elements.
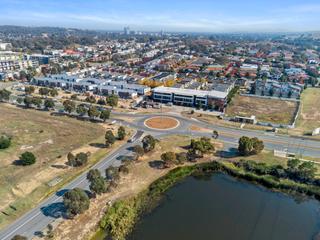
<box><xmin>144</xmin><ymin>116</ymin><xmax>180</xmax><ymax>131</ymax></box>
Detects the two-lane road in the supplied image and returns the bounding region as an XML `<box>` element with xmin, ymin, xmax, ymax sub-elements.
<box><xmin>1</xmin><ymin>112</ymin><xmax>320</xmax><ymax>239</ymax></box>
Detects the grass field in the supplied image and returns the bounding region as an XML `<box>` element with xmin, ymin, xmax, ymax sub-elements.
<box><xmin>0</xmin><ymin>104</ymin><xmax>107</xmax><ymax>227</ymax></box>
<box><xmin>225</xmin><ymin>95</ymin><xmax>298</xmax><ymax>124</ymax></box>
<box><xmin>294</xmin><ymin>88</ymin><xmax>320</xmax><ymax>135</ymax></box>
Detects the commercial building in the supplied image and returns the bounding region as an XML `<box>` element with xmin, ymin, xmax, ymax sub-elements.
<box><xmin>33</xmin><ymin>74</ymin><xmax>150</xmax><ymax>99</ymax></box>
<box><xmin>152</xmin><ymin>86</ymin><xmax>228</xmax><ymax>111</ymax></box>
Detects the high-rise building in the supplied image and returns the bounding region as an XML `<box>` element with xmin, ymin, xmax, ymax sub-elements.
<box><xmin>124</xmin><ymin>26</ymin><xmax>130</xmax><ymax>35</ymax></box>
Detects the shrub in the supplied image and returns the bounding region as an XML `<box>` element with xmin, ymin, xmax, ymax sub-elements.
<box><xmin>19</xmin><ymin>152</ymin><xmax>36</xmax><ymax>166</ymax></box>
<box><xmin>0</xmin><ymin>135</ymin><xmax>11</xmax><ymax>149</ymax></box>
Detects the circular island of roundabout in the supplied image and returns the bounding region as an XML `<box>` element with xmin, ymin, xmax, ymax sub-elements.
<box><xmin>144</xmin><ymin>116</ymin><xmax>180</xmax><ymax>131</ymax></box>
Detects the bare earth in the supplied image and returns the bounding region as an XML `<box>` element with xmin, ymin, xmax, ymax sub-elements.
<box><xmin>145</xmin><ymin>117</ymin><xmax>179</xmax><ymax>129</ymax></box>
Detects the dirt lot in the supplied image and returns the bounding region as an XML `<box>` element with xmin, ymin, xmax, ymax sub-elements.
<box><xmin>51</xmin><ymin>135</ymin><xmax>222</xmax><ymax>240</ymax></box>
<box><xmin>226</xmin><ymin>95</ymin><xmax>298</xmax><ymax>124</ymax></box>
<box><xmin>294</xmin><ymin>88</ymin><xmax>320</xmax><ymax>135</ymax></box>
<box><xmin>0</xmin><ymin>104</ymin><xmax>112</xmax><ymax>228</ymax></box>
<box><xmin>145</xmin><ymin>117</ymin><xmax>179</xmax><ymax>130</ymax></box>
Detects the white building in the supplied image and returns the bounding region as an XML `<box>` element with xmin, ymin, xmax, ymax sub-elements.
<box><xmin>152</xmin><ymin>86</ymin><xmax>228</xmax><ymax>111</ymax></box>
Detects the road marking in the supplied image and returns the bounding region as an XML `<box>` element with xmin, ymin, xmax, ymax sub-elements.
<box><xmin>1</xmin><ymin>211</ymin><xmax>42</xmax><ymax>240</ymax></box>
<box><xmin>1</xmin><ymin>150</ymin><xmax>124</xmax><ymax>239</ymax></box>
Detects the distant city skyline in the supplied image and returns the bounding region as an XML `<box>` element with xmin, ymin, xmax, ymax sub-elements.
<box><xmin>0</xmin><ymin>0</ymin><xmax>320</xmax><ymax>33</ymax></box>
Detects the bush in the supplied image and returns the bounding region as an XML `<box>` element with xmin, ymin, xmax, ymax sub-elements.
<box><xmin>238</xmin><ymin>136</ymin><xmax>264</xmax><ymax>156</ymax></box>
<box><xmin>67</xmin><ymin>152</ymin><xmax>88</xmax><ymax>167</ymax></box>
<box><xmin>11</xmin><ymin>235</ymin><xmax>28</xmax><ymax>240</ymax></box>
<box><xmin>63</xmin><ymin>188</ymin><xmax>90</xmax><ymax>217</ymax></box>
<box><xmin>0</xmin><ymin>135</ymin><xmax>11</xmax><ymax>149</ymax></box>
<box><xmin>119</xmin><ymin>165</ymin><xmax>129</xmax><ymax>175</ymax></box>
<box><xmin>176</xmin><ymin>152</ymin><xmax>188</xmax><ymax>164</ymax></box>
<box><xmin>19</xmin><ymin>152</ymin><xmax>36</xmax><ymax>166</ymax></box>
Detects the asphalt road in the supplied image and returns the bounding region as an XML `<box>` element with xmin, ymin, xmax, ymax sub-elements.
<box><xmin>1</xmin><ymin>110</ymin><xmax>320</xmax><ymax>239</ymax></box>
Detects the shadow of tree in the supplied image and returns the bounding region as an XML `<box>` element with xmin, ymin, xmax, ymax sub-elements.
<box><xmin>40</xmin><ymin>202</ymin><xmax>66</xmax><ymax>219</ymax></box>
<box><xmin>149</xmin><ymin>160</ymin><xmax>164</xmax><ymax>169</ymax></box>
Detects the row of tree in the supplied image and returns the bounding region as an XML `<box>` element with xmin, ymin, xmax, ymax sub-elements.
<box><xmin>161</xmin><ymin>137</ymin><xmax>216</xmax><ymax>168</ymax></box>
<box><xmin>236</xmin><ymin>158</ymin><xmax>317</xmax><ymax>184</ymax></box>
<box><xmin>63</xmin><ymin>100</ymin><xmax>111</xmax><ymax>121</ymax></box>
<box><xmin>62</xmin><ymin>135</ymin><xmax>158</xmax><ymax>218</ymax></box>
<box><xmin>84</xmin><ymin>94</ymin><xmax>119</xmax><ymax>108</ymax></box>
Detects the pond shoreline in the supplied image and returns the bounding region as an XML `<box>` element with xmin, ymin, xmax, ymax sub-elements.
<box><xmin>92</xmin><ymin>160</ymin><xmax>320</xmax><ymax>240</ymax></box>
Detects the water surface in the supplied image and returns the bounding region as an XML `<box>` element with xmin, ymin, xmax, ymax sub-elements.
<box><xmin>129</xmin><ymin>174</ymin><xmax>320</xmax><ymax>240</ymax></box>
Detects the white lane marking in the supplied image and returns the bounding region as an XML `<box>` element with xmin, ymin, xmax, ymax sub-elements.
<box><xmin>1</xmin><ymin>151</ymin><xmax>123</xmax><ymax>239</ymax></box>
<box><xmin>1</xmin><ymin>211</ymin><xmax>42</xmax><ymax>240</ymax></box>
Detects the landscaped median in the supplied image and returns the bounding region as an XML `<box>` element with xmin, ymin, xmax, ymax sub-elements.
<box><xmin>93</xmin><ymin>159</ymin><xmax>320</xmax><ymax>240</ymax></box>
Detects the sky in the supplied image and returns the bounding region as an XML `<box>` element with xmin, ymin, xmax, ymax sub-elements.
<box><xmin>0</xmin><ymin>0</ymin><xmax>320</xmax><ymax>33</ymax></box>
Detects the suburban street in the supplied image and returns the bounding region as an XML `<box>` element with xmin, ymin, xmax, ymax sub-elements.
<box><xmin>1</xmin><ymin>110</ymin><xmax>320</xmax><ymax>239</ymax></box>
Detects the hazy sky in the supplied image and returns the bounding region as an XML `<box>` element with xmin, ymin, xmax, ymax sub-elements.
<box><xmin>0</xmin><ymin>0</ymin><xmax>320</xmax><ymax>32</ymax></box>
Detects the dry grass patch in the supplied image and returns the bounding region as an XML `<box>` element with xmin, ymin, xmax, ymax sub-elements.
<box><xmin>0</xmin><ymin>104</ymin><xmax>106</xmax><ymax>225</ymax></box>
<box><xmin>51</xmin><ymin>135</ymin><xmax>219</xmax><ymax>240</ymax></box>
<box><xmin>226</xmin><ymin>95</ymin><xmax>298</xmax><ymax>124</ymax></box>
<box><xmin>295</xmin><ymin>88</ymin><xmax>320</xmax><ymax>134</ymax></box>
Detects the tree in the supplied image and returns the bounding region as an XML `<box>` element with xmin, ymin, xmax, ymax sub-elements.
<box><xmin>85</xmin><ymin>95</ymin><xmax>96</xmax><ymax>104</ymax></box>
<box><xmin>31</xmin><ymin>97</ymin><xmax>42</xmax><ymax>108</ymax></box>
<box><xmin>189</xmin><ymin>137</ymin><xmax>215</xmax><ymax>158</ymax></box>
<box><xmin>105</xmin><ymin>166</ymin><xmax>120</xmax><ymax>181</ymax></box>
<box><xmin>87</xmin><ymin>169</ymin><xmax>102</xmax><ymax>181</ymax></box>
<box><xmin>132</xmin><ymin>145</ymin><xmax>144</xmax><ymax>160</ymax></box>
<box><xmin>161</xmin><ymin>152</ymin><xmax>177</xmax><ymax>168</ymax></box>
<box><xmin>16</xmin><ymin>97</ymin><xmax>23</xmax><ymax>105</ymax></box>
<box><xmin>298</xmin><ymin>161</ymin><xmax>317</xmax><ymax>180</ymax></box>
<box><xmin>67</xmin><ymin>152</ymin><xmax>88</xmax><ymax>167</ymax></box>
<box><xmin>238</xmin><ymin>136</ymin><xmax>264</xmax><ymax>156</ymax></box>
<box><xmin>0</xmin><ymin>89</ymin><xmax>11</xmax><ymax>102</ymax></box>
<box><xmin>97</xmin><ymin>98</ymin><xmax>106</xmax><ymax>105</ymax></box>
<box><xmin>19</xmin><ymin>152</ymin><xmax>36</xmax><ymax>166</ymax></box>
<box><xmin>251</xmin><ymin>137</ymin><xmax>264</xmax><ymax>155</ymax></box>
<box><xmin>63</xmin><ymin>188</ymin><xmax>90</xmax><ymax>217</ymax></box>
<box><xmin>39</xmin><ymin>87</ymin><xmax>50</xmax><ymax>96</ymax></box>
<box><xmin>119</xmin><ymin>165</ymin><xmax>129</xmax><ymax>175</ymax></box>
<box><xmin>87</xmin><ymin>106</ymin><xmax>100</xmax><ymax>119</ymax></box>
<box><xmin>44</xmin><ymin>99</ymin><xmax>55</xmax><ymax>110</ymax></box>
<box><xmin>67</xmin><ymin>152</ymin><xmax>75</xmax><ymax>163</ymax></box>
<box><xmin>49</xmin><ymin>88</ymin><xmax>59</xmax><ymax>97</ymax></box>
<box><xmin>25</xmin><ymin>86</ymin><xmax>35</xmax><ymax>95</ymax></box>
<box><xmin>117</xmin><ymin>126</ymin><xmax>126</xmax><ymax>140</ymax></box>
<box><xmin>106</xmin><ymin>94</ymin><xmax>119</xmax><ymax>108</ymax></box>
<box><xmin>76</xmin><ymin>105</ymin><xmax>87</xmax><ymax>116</ymax></box>
<box><xmin>142</xmin><ymin>135</ymin><xmax>156</xmax><ymax>153</ymax></box>
<box><xmin>63</xmin><ymin>100</ymin><xmax>76</xmax><ymax>114</ymax></box>
<box><xmin>11</xmin><ymin>235</ymin><xmax>28</xmax><ymax>240</ymax></box>
<box><xmin>87</xmin><ymin>169</ymin><xmax>106</xmax><ymax>195</ymax></box>
<box><xmin>23</xmin><ymin>96</ymin><xmax>33</xmax><ymax>108</ymax></box>
<box><xmin>176</xmin><ymin>152</ymin><xmax>188</xmax><ymax>164</ymax></box>
<box><xmin>287</xmin><ymin>158</ymin><xmax>301</xmax><ymax>170</ymax></box>
<box><xmin>105</xmin><ymin>130</ymin><xmax>116</xmax><ymax>147</ymax></box>
<box><xmin>99</xmin><ymin>109</ymin><xmax>111</xmax><ymax>122</ymax></box>
<box><xmin>0</xmin><ymin>135</ymin><xmax>11</xmax><ymax>149</ymax></box>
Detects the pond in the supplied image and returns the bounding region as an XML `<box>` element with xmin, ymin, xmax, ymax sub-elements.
<box><xmin>128</xmin><ymin>173</ymin><xmax>320</xmax><ymax>240</ymax></box>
